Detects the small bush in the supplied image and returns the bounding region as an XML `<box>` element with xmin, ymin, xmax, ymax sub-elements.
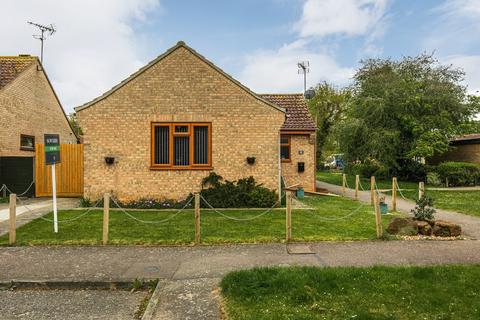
<box><xmin>395</xmin><ymin>159</ymin><xmax>427</xmax><ymax>182</ymax></box>
<box><xmin>411</xmin><ymin>196</ymin><xmax>436</xmax><ymax>221</ymax></box>
<box><xmin>426</xmin><ymin>172</ymin><xmax>442</xmax><ymax>187</ymax></box>
<box><xmin>436</xmin><ymin>162</ymin><xmax>480</xmax><ymax>187</ymax></box>
<box><xmin>198</xmin><ymin>172</ymin><xmax>277</xmax><ymax>208</ymax></box>
<box><xmin>346</xmin><ymin>160</ymin><xmax>380</xmax><ymax>178</ymax></box>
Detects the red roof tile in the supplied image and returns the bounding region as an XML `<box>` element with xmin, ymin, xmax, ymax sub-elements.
<box><xmin>259</xmin><ymin>94</ymin><xmax>317</xmax><ymax>131</ymax></box>
<box><xmin>0</xmin><ymin>56</ymin><xmax>37</xmax><ymax>89</ymax></box>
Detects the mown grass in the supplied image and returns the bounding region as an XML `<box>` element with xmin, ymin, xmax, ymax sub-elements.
<box><xmin>0</xmin><ymin>195</ymin><xmax>398</xmax><ymax>245</ymax></box>
<box><xmin>221</xmin><ymin>265</ymin><xmax>480</xmax><ymax>320</ymax></box>
<box><xmin>317</xmin><ymin>170</ymin><xmax>418</xmax><ymax>190</ymax></box>
<box><xmin>386</xmin><ymin>189</ymin><xmax>480</xmax><ymax>218</ymax></box>
<box><xmin>0</xmin><ymin>197</ymin><xmax>7</xmax><ymax>204</ymax></box>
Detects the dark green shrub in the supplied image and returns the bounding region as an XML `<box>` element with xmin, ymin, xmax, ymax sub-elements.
<box><xmin>426</xmin><ymin>172</ymin><xmax>442</xmax><ymax>187</ymax></box>
<box><xmin>394</xmin><ymin>159</ymin><xmax>427</xmax><ymax>182</ymax></box>
<box><xmin>411</xmin><ymin>196</ymin><xmax>436</xmax><ymax>221</ymax></box>
<box><xmin>373</xmin><ymin>166</ymin><xmax>389</xmax><ymax>180</ymax></box>
<box><xmin>199</xmin><ymin>172</ymin><xmax>277</xmax><ymax>208</ymax></box>
<box><xmin>346</xmin><ymin>160</ymin><xmax>380</xmax><ymax>178</ymax></box>
<box><xmin>436</xmin><ymin>162</ymin><xmax>480</xmax><ymax>186</ymax></box>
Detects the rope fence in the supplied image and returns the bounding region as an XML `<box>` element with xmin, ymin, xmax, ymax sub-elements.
<box><xmin>2</xmin><ymin>181</ymin><xmax>35</xmax><ymax>198</ymax></box>
<box><xmin>4</xmin><ymin>187</ymin><xmax>387</xmax><ymax>245</ymax></box>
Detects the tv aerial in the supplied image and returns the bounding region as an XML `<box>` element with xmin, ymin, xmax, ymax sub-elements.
<box><xmin>27</xmin><ymin>21</ymin><xmax>56</xmax><ymax>65</ymax></box>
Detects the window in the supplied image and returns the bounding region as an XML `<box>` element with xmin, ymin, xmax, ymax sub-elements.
<box><xmin>280</xmin><ymin>135</ymin><xmax>291</xmax><ymax>162</ymax></box>
<box><xmin>151</xmin><ymin>123</ymin><xmax>211</xmax><ymax>169</ymax></box>
<box><xmin>20</xmin><ymin>134</ymin><xmax>35</xmax><ymax>151</ymax></box>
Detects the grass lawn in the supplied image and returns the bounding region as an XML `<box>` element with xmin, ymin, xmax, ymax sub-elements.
<box><xmin>386</xmin><ymin>189</ymin><xmax>480</xmax><ymax>218</ymax></box>
<box><xmin>221</xmin><ymin>265</ymin><xmax>480</xmax><ymax>320</ymax></box>
<box><xmin>317</xmin><ymin>170</ymin><xmax>418</xmax><ymax>190</ymax></box>
<box><xmin>0</xmin><ymin>197</ymin><xmax>7</xmax><ymax>204</ymax></box>
<box><xmin>0</xmin><ymin>196</ymin><xmax>398</xmax><ymax>245</ymax></box>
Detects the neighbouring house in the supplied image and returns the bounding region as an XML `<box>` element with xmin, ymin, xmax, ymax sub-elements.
<box><xmin>0</xmin><ymin>55</ymin><xmax>77</xmax><ymax>195</ymax></box>
<box><xmin>75</xmin><ymin>41</ymin><xmax>316</xmax><ymax>201</ymax></box>
<box><xmin>429</xmin><ymin>134</ymin><xmax>480</xmax><ymax>165</ymax></box>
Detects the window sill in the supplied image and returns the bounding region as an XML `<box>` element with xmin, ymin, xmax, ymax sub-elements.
<box><xmin>150</xmin><ymin>166</ymin><xmax>213</xmax><ymax>171</ymax></box>
<box><xmin>20</xmin><ymin>147</ymin><xmax>35</xmax><ymax>152</ymax></box>
<box><xmin>281</xmin><ymin>159</ymin><xmax>291</xmax><ymax>163</ymax></box>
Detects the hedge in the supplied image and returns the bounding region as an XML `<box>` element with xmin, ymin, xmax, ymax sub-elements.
<box><xmin>435</xmin><ymin>162</ymin><xmax>480</xmax><ymax>187</ymax></box>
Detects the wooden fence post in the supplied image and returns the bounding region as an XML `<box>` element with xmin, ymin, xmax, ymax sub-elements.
<box><xmin>370</xmin><ymin>176</ymin><xmax>375</xmax><ymax>205</ymax></box>
<box><xmin>9</xmin><ymin>193</ymin><xmax>16</xmax><ymax>245</ymax></box>
<box><xmin>342</xmin><ymin>174</ymin><xmax>346</xmax><ymax>196</ymax></box>
<box><xmin>2</xmin><ymin>184</ymin><xmax>6</xmax><ymax>199</ymax></box>
<box><xmin>419</xmin><ymin>182</ymin><xmax>425</xmax><ymax>199</ymax></box>
<box><xmin>286</xmin><ymin>191</ymin><xmax>292</xmax><ymax>242</ymax></box>
<box><xmin>392</xmin><ymin>177</ymin><xmax>397</xmax><ymax>212</ymax></box>
<box><xmin>102</xmin><ymin>193</ymin><xmax>109</xmax><ymax>245</ymax></box>
<box><xmin>373</xmin><ymin>191</ymin><xmax>383</xmax><ymax>238</ymax></box>
<box><xmin>355</xmin><ymin>175</ymin><xmax>359</xmax><ymax>200</ymax></box>
<box><xmin>195</xmin><ymin>193</ymin><xmax>201</xmax><ymax>245</ymax></box>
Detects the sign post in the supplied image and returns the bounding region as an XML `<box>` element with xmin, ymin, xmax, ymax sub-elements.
<box><xmin>44</xmin><ymin>134</ymin><xmax>61</xmax><ymax>233</ymax></box>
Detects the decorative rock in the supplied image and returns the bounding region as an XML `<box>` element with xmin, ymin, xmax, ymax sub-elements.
<box><xmin>433</xmin><ymin>220</ymin><xmax>462</xmax><ymax>237</ymax></box>
<box><xmin>387</xmin><ymin>217</ymin><xmax>418</xmax><ymax>236</ymax></box>
<box><xmin>416</xmin><ymin>220</ymin><xmax>432</xmax><ymax>236</ymax></box>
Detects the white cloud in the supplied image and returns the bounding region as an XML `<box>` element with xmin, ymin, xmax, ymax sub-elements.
<box><xmin>443</xmin><ymin>55</ymin><xmax>480</xmax><ymax>94</ymax></box>
<box><xmin>0</xmin><ymin>0</ymin><xmax>160</xmax><ymax>113</ymax></box>
<box><xmin>239</xmin><ymin>0</ymin><xmax>390</xmax><ymax>92</ymax></box>
<box><xmin>239</xmin><ymin>41</ymin><xmax>354</xmax><ymax>93</ymax></box>
<box><xmin>295</xmin><ymin>0</ymin><xmax>389</xmax><ymax>38</ymax></box>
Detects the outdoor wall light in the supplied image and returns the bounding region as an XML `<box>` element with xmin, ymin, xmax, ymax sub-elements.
<box><xmin>246</xmin><ymin>157</ymin><xmax>256</xmax><ymax>165</ymax></box>
<box><xmin>105</xmin><ymin>157</ymin><xmax>115</xmax><ymax>165</ymax></box>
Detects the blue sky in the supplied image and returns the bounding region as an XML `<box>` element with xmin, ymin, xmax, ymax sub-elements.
<box><xmin>2</xmin><ymin>0</ymin><xmax>480</xmax><ymax>113</ymax></box>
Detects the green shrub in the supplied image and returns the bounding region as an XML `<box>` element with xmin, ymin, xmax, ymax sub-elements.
<box><xmin>436</xmin><ymin>162</ymin><xmax>480</xmax><ymax>187</ymax></box>
<box><xmin>346</xmin><ymin>160</ymin><xmax>380</xmax><ymax>178</ymax></box>
<box><xmin>79</xmin><ymin>196</ymin><xmax>193</xmax><ymax>209</ymax></box>
<box><xmin>411</xmin><ymin>196</ymin><xmax>436</xmax><ymax>221</ymax></box>
<box><xmin>394</xmin><ymin>159</ymin><xmax>427</xmax><ymax>182</ymax></box>
<box><xmin>199</xmin><ymin>172</ymin><xmax>277</xmax><ymax>208</ymax></box>
<box><xmin>426</xmin><ymin>172</ymin><xmax>442</xmax><ymax>187</ymax></box>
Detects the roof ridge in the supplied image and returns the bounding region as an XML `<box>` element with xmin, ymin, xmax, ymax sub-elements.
<box><xmin>75</xmin><ymin>41</ymin><xmax>285</xmax><ymax>113</ymax></box>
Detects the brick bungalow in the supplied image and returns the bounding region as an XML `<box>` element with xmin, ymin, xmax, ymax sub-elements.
<box><xmin>75</xmin><ymin>41</ymin><xmax>316</xmax><ymax>201</ymax></box>
<box><xmin>0</xmin><ymin>55</ymin><xmax>77</xmax><ymax>195</ymax></box>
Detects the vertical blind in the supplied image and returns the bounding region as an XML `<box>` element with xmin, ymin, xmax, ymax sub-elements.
<box><xmin>174</xmin><ymin>136</ymin><xmax>190</xmax><ymax>165</ymax></box>
<box><xmin>194</xmin><ymin>126</ymin><xmax>209</xmax><ymax>164</ymax></box>
<box><xmin>153</xmin><ymin>123</ymin><xmax>210</xmax><ymax>167</ymax></box>
<box><xmin>154</xmin><ymin>126</ymin><xmax>169</xmax><ymax>164</ymax></box>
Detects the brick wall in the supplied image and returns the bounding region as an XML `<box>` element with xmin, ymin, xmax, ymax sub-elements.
<box><xmin>429</xmin><ymin>143</ymin><xmax>480</xmax><ymax>165</ymax></box>
<box><xmin>281</xmin><ymin>134</ymin><xmax>316</xmax><ymax>192</ymax></box>
<box><xmin>0</xmin><ymin>62</ymin><xmax>77</xmax><ymax>157</ymax></box>
<box><xmin>77</xmin><ymin>46</ymin><xmax>285</xmax><ymax>201</ymax></box>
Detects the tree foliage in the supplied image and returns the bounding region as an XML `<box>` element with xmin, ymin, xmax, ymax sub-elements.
<box><xmin>336</xmin><ymin>54</ymin><xmax>480</xmax><ymax>170</ymax></box>
<box><xmin>308</xmin><ymin>82</ymin><xmax>351</xmax><ymax>161</ymax></box>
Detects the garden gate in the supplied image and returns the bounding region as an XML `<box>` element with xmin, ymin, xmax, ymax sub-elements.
<box><xmin>35</xmin><ymin>144</ymin><xmax>84</xmax><ymax>197</ymax></box>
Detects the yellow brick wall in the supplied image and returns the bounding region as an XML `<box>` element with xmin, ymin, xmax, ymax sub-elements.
<box><xmin>77</xmin><ymin>47</ymin><xmax>285</xmax><ymax>201</ymax></box>
<box><xmin>0</xmin><ymin>62</ymin><xmax>77</xmax><ymax>157</ymax></box>
<box><xmin>281</xmin><ymin>134</ymin><xmax>316</xmax><ymax>192</ymax></box>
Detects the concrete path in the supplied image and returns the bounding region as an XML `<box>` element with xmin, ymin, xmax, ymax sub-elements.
<box><xmin>1</xmin><ymin>241</ymin><xmax>480</xmax><ymax>319</ymax></box>
<box><xmin>317</xmin><ymin>180</ymin><xmax>480</xmax><ymax>239</ymax></box>
<box><xmin>0</xmin><ymin>198</ymin><xmax>79</xmax><ymax>236</ymax></box>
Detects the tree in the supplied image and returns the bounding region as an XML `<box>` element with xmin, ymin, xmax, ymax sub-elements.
<box><xmin>68</xmin><ymin>113</ymin><xmax>83</xmax><ymax>136</ymax></box>
<box><xmin>308</xmin><ymin>82</ymin><xmax>351</xmax><ymax>162</ymax></box>
<box><xmin>336</xmin><ymin>54</ymin><xmax>480</xmax><ymax>171</ymax></box>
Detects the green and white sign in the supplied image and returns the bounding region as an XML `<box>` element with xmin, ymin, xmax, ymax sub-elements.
<box><xmin>44</xmin><ymin>134</ymin><xmax>60</xmax><ymax>165</ymax></box>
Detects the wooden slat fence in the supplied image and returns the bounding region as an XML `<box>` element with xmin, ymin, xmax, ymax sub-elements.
<box><xmin>35</xmin><ymin>144</ymin><xmax>84</xmax><ymax>197</ymax></box>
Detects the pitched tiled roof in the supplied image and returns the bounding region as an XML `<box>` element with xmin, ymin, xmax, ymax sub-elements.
<box><xmin>259</xmin><ymin>94</ymin><xmax>317</xmax><ymax>131</ymax></box>
<box><xmin>0</xmin><ymin>56</ymin><xmax>37</xmax><ymax>89</ymax></box>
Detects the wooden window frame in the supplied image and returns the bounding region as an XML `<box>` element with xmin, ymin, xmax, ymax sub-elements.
<box><xmin>151</xmin><ymin>122</ymin><xmax>212</xmax><ymax>170</ymax></box>
<box><xmin>280</xmin><ymin>135</ymin><xmax>291</xmax><ymax>163</ymax></box>
<box><xmin>20</xmin><ymin>134</ymin><xmax>35</xmax><ymax>151</ymax></box>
